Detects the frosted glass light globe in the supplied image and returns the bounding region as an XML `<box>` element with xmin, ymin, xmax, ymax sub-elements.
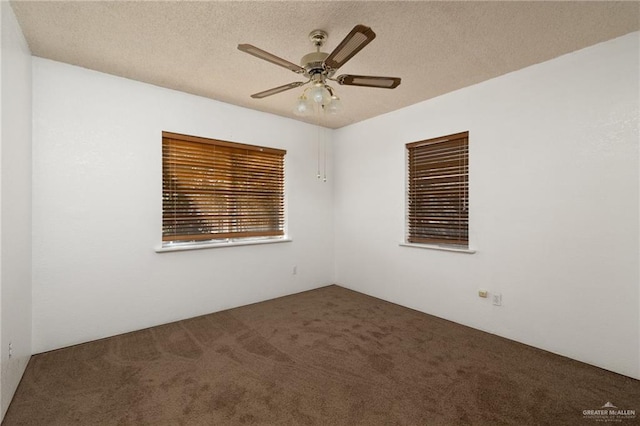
<box><xmin>294</xmin><ymin>97</ymin><xmax>313</xmax><ymax>116</ymax></box>
<box><xmin>309</xmin><ymin>84</ymin><xmax>329</xmax><ymax>104</ymax></box>
<box><xmin>326</xmin><ymin>96</ymin><xmax>343</xmax><ymax>114</ymax></box>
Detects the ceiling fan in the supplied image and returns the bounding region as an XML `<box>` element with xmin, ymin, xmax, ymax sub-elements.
<box><xmin>237</xmin><ymin>25</ymin><xmax>401</xmax><ymax>103</ymax></box>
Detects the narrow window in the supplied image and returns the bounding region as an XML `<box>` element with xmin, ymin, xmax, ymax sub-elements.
<box><xmin>407</xmin><ymin>131</ymin><xmax>469</xmax><ymax>247</ymax></box>
<box><xmin>162</xmin><ymin>131</ymin><xmax>285</xmax><ymax>244</ymax></box>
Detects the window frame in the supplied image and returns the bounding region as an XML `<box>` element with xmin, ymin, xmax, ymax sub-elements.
<box><xmin>405</xmin><ymin>131</ymin><xmax>469</xmax><ymax>249</ymax></box>
<box><xmin>161</xmin><ymin>131</ymin><xmax>286</xmax><ymax>247</ymax></box>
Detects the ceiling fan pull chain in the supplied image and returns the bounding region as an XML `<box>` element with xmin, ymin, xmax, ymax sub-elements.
<box><xmin>316</xmin><ymin>103</ymin><xmax>321</xmax><ymax>179</ymax></box>
<box><xmin>318</xmin><ymin>103</ymin><xmax>328</xmax><ymax>183</ymax></box>
<box><xmin>323</xmin><ymin>134</ymin><xmax>327</xmax><ymax>183</ymax></box>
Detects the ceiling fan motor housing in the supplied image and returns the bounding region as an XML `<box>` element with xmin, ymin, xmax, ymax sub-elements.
<box><xmin>300</xmin><ymin>51</ymin><xmax>331</xmax><ymax>77</ymax></box>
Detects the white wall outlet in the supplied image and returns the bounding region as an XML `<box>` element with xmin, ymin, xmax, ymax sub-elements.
<box><xmin>8</xmin><ymin>341</ymin><xmax>13</xmax><ymax>359</ymax></box>
<box><xmin>478</xmin><ymin>290</ymin><xmax>488</xmax><ymax>298</ymax></box>
<box><xmin>492</xmin><ymin>293</ymin><xmax>502</xmax><ymax>306</ymax></box>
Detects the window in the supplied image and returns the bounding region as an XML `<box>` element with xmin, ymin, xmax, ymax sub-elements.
<box><xmin>406</xmin><ymin>131</ymin><xmax>469</xmax><ymax>247</ymax></box>
<box><xmin>162</xmin><ymin>131</ymin><xmax>285</xmax><ymax>244</ymax></box>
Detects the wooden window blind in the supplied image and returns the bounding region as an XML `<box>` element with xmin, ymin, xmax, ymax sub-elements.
<box><xmin>407</xmin><ymin>131</ymin><xmax>469</xmax><ymax>247</ymax></box>
<box><xmin>162</xmin><ymin>131</ymin><xmax>285</xmax><ymax>243</ymax></box>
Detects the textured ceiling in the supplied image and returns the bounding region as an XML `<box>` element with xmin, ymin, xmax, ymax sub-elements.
<box><xmin>10</xmin><ymin>1</ymin><xmax>640</xmax><ymax>129</ymax></box>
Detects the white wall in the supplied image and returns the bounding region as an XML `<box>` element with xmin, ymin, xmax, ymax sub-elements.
<box><xmin>32</xmin><ymin>58</ymin><xmax>334</xmax><ymax>353</ymax></box>
<box><xmin>0</xmin><ymin>1</ymin><xmax>33</xmax><ymax>418</ymax></box>
<box><xmin>333</xmin><ymin>33</ymin><xmax>640</xmax><ymax>379</ymax></box>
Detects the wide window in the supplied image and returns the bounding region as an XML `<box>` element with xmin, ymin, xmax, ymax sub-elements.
<box><xmin>162</xmin><ymin>131</ymin><xmax>285</xmax><ymax>244</ymax></box>
<box><xmin>406</xmin><ymin>131</ymin><xmax>469</xmax><ymax>247</ymax></box>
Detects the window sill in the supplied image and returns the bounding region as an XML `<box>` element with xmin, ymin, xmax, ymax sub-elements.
<box><xmin>155</xmin><ymin>238</ymin><xmax>292</xmax><ymax>253</ymax></box>
<box><xmin>399</xmin><ymin>242</ymin><xmax>476</xmax><ymax>254</ymax></box>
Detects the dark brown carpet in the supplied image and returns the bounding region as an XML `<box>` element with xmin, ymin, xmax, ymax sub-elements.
<box><xmin>3</xmin><ymin>285</ymin><xmax>639</xmax><ymax>425</ymax></box>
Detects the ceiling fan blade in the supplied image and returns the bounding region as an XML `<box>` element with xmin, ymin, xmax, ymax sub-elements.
<box><xmin>324</xmin><ymin>25</ymin><xmax>376</xmax><ymax>70</ymax></box>
<box><xmin>251</xmin><ymin>81</ymin><xmax>306</xmax><ymax>99</ymax></box>
<box><xmin>336</xmin><ymin>74</ymin><xmax>401</xmax><ymax>89</ymax></box>
<box><xmin>238</xmin><ymin>44</ymin><xmax>305</xmax><ymax>74</ymax></box>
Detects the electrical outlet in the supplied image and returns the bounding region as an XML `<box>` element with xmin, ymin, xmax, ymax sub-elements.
<box><xmin>8</xmin><ymin>342</ymin><xmax>13</xmax><ymax>359</ymax></box>
<box><xmin>492</xmin><ymin>293</ymin><xmax>502</xmax><ymax>306</ymax></box>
